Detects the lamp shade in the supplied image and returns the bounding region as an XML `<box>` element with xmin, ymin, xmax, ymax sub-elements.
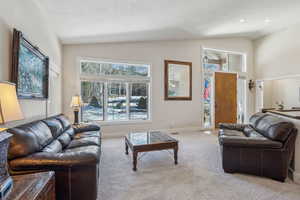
<box><xmin>0</xmin><ymin>82</ymin><xmax>23</xmax><ymax>124</ymax></box>
<box><xmin>70</xmin><ymin>95</ymin><xmax>83</xmax><ymax>108</ymax></box>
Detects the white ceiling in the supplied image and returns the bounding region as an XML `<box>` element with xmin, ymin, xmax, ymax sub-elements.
<box><xmin>37</xmin><ymin>0</ymin><xmax>300</xmax><ymax>44</ymax></box>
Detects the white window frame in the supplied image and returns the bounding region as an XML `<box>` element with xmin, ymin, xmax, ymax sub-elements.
<box><xmin>78</xmin><ymin>57</ymin><xmax>152</xmax><ymax>125</ymax></box>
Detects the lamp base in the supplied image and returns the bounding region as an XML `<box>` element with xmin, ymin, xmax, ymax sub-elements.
<box><xmin>73</xmin><ymin>110</ymin><xmax>79</xmax><ymax>125</ymax></box>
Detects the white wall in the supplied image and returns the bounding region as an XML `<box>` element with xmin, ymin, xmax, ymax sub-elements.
<box><xmin>263</xmin><ymin>78</ymin><xmax>300</xmax><ymax>109</ymax></box>
<box><xmin>254</xmin><ymin>25</ymin><xmax>300</xmax><ymax>79</ymax></box>
<box><xmin>254</xmin><ymin>24</ymin><xmax>300</xmax><ymax>182</ymax></box>
<box><xmin>62</xmin><ymin>38</ymin><xmax>254</xmax><ymax>135</ymax></box>
<box><xmin>262</xmin><ymin>80</ymin><xmax>274</xmax><ymax>108</ymax></box>
<box><xmin>0</xmin><ymin>0</ymin><xmax>62</xmax><ymax>126</ymax></box>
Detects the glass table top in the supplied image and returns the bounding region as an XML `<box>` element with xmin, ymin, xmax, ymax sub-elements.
<box><xmin>126</xmin><ymin>131</ymin><xmax>177</xmax><ymax>146</ymax></box>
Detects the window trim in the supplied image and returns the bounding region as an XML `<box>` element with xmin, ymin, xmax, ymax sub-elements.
<box><xmin>78</xmin><ymin>57</ymin><xmax>152</xmax><ymax>125</ymax></box>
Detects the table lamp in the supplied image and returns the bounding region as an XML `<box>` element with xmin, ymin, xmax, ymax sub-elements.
<box><xmin>0</xmin><ymin>81</ymin><xmax>23</xmax><ymax>198</ymax></box>
<box><xmin>70</xmin><ymin>95</ymin><xmax>83</xmax><ymax>125</ymax></box>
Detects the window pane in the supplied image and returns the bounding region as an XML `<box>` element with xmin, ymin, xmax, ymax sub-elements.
<box><xmin>203</xmin><ymin>75</ymin><xmax>213</xmax><ymax>128</ymax></box>
<box><xmin>81</xmin><ymin>81</ymin><xmax>104</xmax><ymax>121</ymax></box>
<box><xmin>237</xmin><ymin>78</ymin><xmax>246</xmax><ymax>123</ymax></box>
<box><xmin>81</xmin><ymin>62</ymin><xmax>102</xmax><ymax>76</ymax></box>
<box><xmin>203</xmin><ymin>50</ymin><xmax>228</xmax><ymax>72</ymax></box>
<box><xmin>228</xmin><ymin>54</ymin><xmax>244</xmax><ymax>72</ymax></box>
<box><xmin>107</xmin><ymin>82</ymin><xmax>127</xmax><ymax>120</ymax></box>
<box><xmin>126</xmin><ymin>65</ymin><xmax>149</xmax><ymax>77</ymax></box>
<box><xmin>130</xmin><ymin>83</ymin><xmax>148</xmax><ymax>120</ymax></box>
<box><xmin>81</xmin><ymin>61</ymin><xmax>149</xmax><ymax>77</ymax></box>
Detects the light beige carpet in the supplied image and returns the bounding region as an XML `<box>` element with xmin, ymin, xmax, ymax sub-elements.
<box><xmin>98</xmin><ymin>131</ymin><xmax>300</xmax><ymax>200</ymax></box>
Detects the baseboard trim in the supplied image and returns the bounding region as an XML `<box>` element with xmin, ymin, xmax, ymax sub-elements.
<box><xmin>102</xmin><ymin>126</ymin><xmax>205</xmax><ymax>139</ymax></box>
<box><xmin>294</xmin><ymin>172</ymin><xmax>300</xmax><ymax>184</ymax></box>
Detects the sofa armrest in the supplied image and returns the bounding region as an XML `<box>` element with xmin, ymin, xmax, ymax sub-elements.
<box><xmin>219</xmin><ymin>135</ymin><xmax>283</xmax><ymax>149</ymax></box>
<box><xmin>9</xmin><ymin>149</ymin><xmax>100</xmax><ymax>172</ymax></box>
<box><xmin>219</xmin><ymin>123</ymin><xmax>247</xmax><ymax>131</ymax></box>
<box><xmin>73</xmin><ymin>124</ymin><xmax>100</xmax><ymax>134</ymax></box>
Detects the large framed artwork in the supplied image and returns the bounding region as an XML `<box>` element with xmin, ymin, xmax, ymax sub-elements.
<box><xmin>164</xmin><ymin>60</ymin><xmax>192</xmax><ymax>100</ymax></box>
<box><xmin>11</xmin><ymin>29</ymin><xmax>49</xmax><ymax>99</ymax></box>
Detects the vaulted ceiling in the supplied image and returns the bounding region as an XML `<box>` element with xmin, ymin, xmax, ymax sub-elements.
<box><xmin>37</xmin><ymin>0</ymin><xmax>300</xmax><ymax>44</ymax></box>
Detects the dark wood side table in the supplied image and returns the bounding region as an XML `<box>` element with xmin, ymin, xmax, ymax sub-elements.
<box><xmin>6</xmin><ymin>172</ymin><xmax>55</xmax><ymax>200</ymax></box>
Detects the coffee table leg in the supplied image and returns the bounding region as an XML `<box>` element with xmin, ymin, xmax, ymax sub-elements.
<box><xmin>174</xmin><ymin>146</ymin><xmax>178</xmax><ymax>165</ymax></box>
<box><xmin>133</xmin><ymin>151</ymin><xmax>138</xmax><ymax>171</ymax></box>
<box><xmin>125</xmin><ymin>141</ymin><xmax>129</xmax><ymax>155</ymax></box>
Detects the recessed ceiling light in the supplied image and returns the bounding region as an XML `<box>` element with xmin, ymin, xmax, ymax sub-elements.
<box><xmin>264</xmin><ymin>18</ymin><xmax>271</xmax><ymax>23</ymax></box>
<box><xmin>239</xmin><ymin>19</ymin><xmax>246</xmax><ymax>23</ymax></box>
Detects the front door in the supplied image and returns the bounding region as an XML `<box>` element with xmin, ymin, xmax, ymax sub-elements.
<box><xmin>214</xmin><ymin>72</ymin><xmax>237</xmax><ymax>127</ymax></box>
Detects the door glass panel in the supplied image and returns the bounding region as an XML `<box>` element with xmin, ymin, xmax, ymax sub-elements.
<box><xmin>203</xmin><ymin>75</ymin><xmax>213</xmax><ymax>128</ymax></box>
<box><xmin>107</xmin><ymin>82</ymin><xmax>127</xmax><ymax>120</ymax></box>
<box><xmin>237</xmin><ymin>78</ymin><xmax>246</xmax><ymax>123</ymax></box>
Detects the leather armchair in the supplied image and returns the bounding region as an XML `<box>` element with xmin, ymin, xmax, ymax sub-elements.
<box><xmin>218</xmin><ymin>113</ymin><xmax>297</xmax><ymax>182</ymax></box>
<box><xmin>7</xmin><ymin>114</ymin><xmax>101</xmax><ymax>200</ymax></box>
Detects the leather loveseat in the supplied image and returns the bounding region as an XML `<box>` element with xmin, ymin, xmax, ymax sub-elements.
<box><xmin>7</xmin><ymin>114</ymin><xmax>101</xmax><ymax>200</ymax></box>
<box><xmin>218</xmin><ymin>112</ymin><xmax>297</xmax><ymax>182</ymax></box>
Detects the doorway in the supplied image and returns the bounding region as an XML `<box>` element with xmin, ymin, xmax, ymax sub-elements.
<box><xmin>202</xmin><ymin>48</ymin><xmax>247</xmax><ymax>129</ymax></box>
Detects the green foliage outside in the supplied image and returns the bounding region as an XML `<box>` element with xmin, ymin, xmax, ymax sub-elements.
<box><xmin>137</xmin><ymin>97</ymin><xmax>147</xmax><ymax>109</ymax></box>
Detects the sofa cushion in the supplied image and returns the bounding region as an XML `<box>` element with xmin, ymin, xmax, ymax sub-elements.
<box><xmin>10</xmin><ymin>145</ymin><xmax>101</xmax><ymax>171</ymax></box>
<box><xmin>249</xmin><ymin>112</ymin><xmax>267</xmax><ymax>127</ymax></box>
<box><xmin>219</xmin><ymin>129</ymin><xmax>245</xmax><ymax>137</ymax></box>
<box><xmin>42</xmin><ymin>118</ymin><xmax>64</xmax><ymax>138</ymax></box>
<box><xmin>254</xmin><ymin>114</ymin><xmax>294</xmax><ymax>142</ymax></box>
<box><xmin>219</xmin><ymin>134</ymin><xmax>282</xmax><ymax>149</ymax></box>
<box><xmin>67</xmin><ymin>137</ymin><xmax>100</xmax><ymax>149</ymax></box>
<box><xmin>8</xmin><ymin>121</ymin><xmax>53</xmax><ymax>159</ymax></box>
<box><xmin>63</xmin><ymin>145</ymin><xmax>101</xmax><ymax>163</ymax></box>
<box><xmin>42</xmin><ymin>140</ymin><xmax>63</xmax><ymax>153</ymax></box>
<box><xmin>57</xmin><ymin>133</ymin><xmax>72</xmax><ymax>148</ymax></box>
<box><xmin>219</xmin><ymin>123</ymin><xmax>246</xmax><ymax>132</ymax></box>
<box><xmin>64</xmin><ymin>127</ymin><xmax>75</xmax><ymax>138</ymax></box>
<box><xmin>243</xmin><ymin>125</ymin><xmax>261</xmax><ymax>137</ymax></box>
<box><xmin>74</xmin><ymin>124</ymin><xmax>100</xmax><ymax>134</ymax></box>
<box><xmin>56</xmin><ymin>115</ymin><xmax>71</xmax><ymax>131</ymax></box>
<box><xmin>74</xmin><ymin>131</ymin><xmax>101</xmax><ymax>139</ymax></box>
<box><xmin>8</xmin><ymin>128</ymin><xmax>40</xmax><ymax>160</ymax></box>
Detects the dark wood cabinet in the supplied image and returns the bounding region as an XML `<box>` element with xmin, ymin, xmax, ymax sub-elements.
<box><xmin>6</xmin><ymin>172</ymin><xmax>55</xmax><ymax>200</ymax></box>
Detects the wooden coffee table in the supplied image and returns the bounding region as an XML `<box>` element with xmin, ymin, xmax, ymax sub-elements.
<box><xmin>125</xmin><ymin>131</ymin><xmax>178</xmax><ymax>171</ymax></box>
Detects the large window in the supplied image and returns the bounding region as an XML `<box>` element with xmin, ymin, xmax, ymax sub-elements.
<box><xmin>80</xmin><ymin>60</ymin><xmax>150</xmax><ymax>122</ymax></box>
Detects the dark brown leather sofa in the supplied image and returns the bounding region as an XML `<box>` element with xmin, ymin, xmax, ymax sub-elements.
<box><xmin>7</xmin><ymin>114</ymin><xmax>101</xmax><ymax>200</ymax></box>
<box><xmin>218</xmin><ymin>112</ymin><xmax>297</xmax><ymax>182</ymax></box>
